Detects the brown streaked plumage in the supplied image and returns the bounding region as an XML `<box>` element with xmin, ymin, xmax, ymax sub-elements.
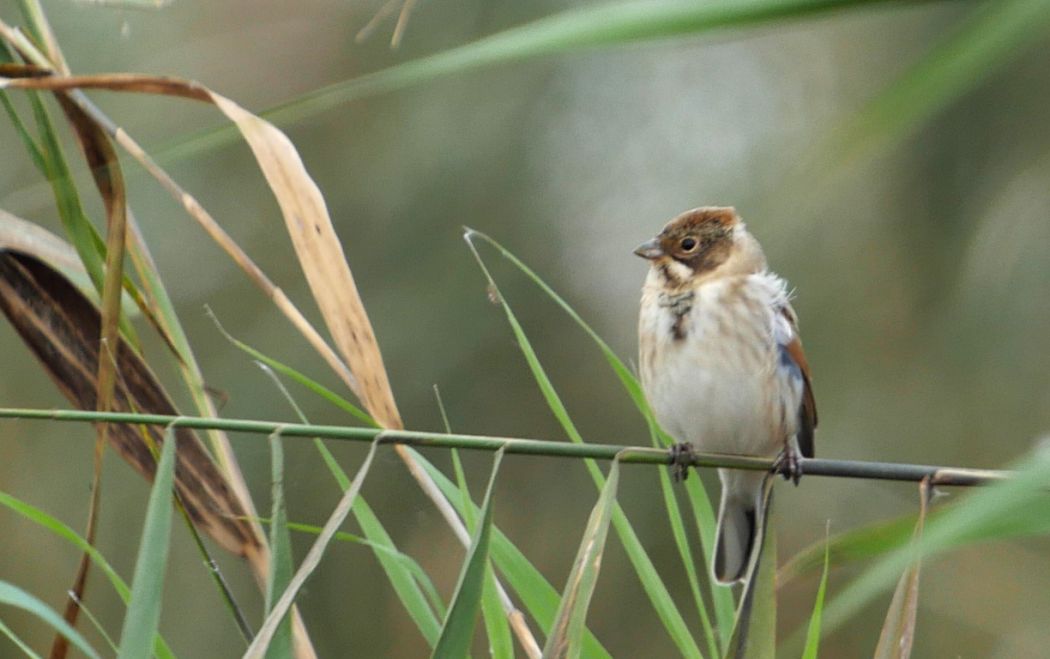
<box><xmin>636</xmin><ymin>206</ymin><xmax>817</xmax><ymax>584</ymax></box>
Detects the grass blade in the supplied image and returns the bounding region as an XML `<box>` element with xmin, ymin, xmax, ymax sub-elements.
<box><xmin>654</xmin><ymin>439</ymin><xmax>720</xmax><ymax>657</ymax></box>
<box><xmin>0</xmin><ymin>491</ymin><xmax>176</xmax><ymax>658</ymax></box>
<box><xmin>116</xmin><ymin>424</ymin><xmax>177</xmax><ymax>659</ymax></box>
<box><xmin>432</xmin><ymin>449</ymin><xmax>505</xmax><ymax>659</ymax></box>
<box><xmin>209</xmin><ymin>308</ymin><xmax>376</xmax><ymax>427</ymax></box>
<box><xmin>245</xmin><ymin>440</ymin><xmax>382</xmax><ymax>658</ymax></box>
<box><xmin>59</xmin><ymin>72</ymin><xmax>132</xmax><ymax>659</ymax></box>
<box><xmin>69</xmin><ymin>598</ymin><xmax>119</xmax><ymax>656</ymax></box>
<box><xmin>464</xmin><ymin>236</ymin><xmax>701</xmax><ymax>659</ymax></box>
<box><xmin>71</xmin><ymin>0</ymin><xmax>932</xmax><ymax>168</ymax></box>
<box><xmin>164</xmin><ymin>0</ymin><xmax>923</xmax><ymax>156</ymax></box>
<box><xmin>801</xmin><ymin>530</ymin><xmax>831</xmax><ymax>659</ymax></box>
<box><xmin>0</xmin><ymin>581</ymin><xmax>100</xmax><ymax>659</ymax></box>
<box><xmin>412</xmin><ymin>449</ymin><xmax>612</xmax><ymax>659</ymax></box>
<box><xmin>835</xmin><ymin>0</ymin><xmax>1050</xmax><ymax>161</ymax></box>
<box><xmin>780</xmin><ymin>512</ymin><xmax>927</xmax><ymax>587</ymax></box>
<box><xmin>265</xmin><ymin>430</ymin><xmax>295</xmax><ymax>659</ymax></box>
<box><xmin>258</xmin><ymin>519</ymin><xmax>447</xmax><ymax>620</ymax></box>
<box><xmin>722</xmin><ymin>477</ymin><xmax>776</xmax><ymax>659</ymax></box>
<box><xmin>543</xmin><ymin>457</ymin><xmax>622</xmax><ymax>659</ymax></box>
<box><xmin>0</xmin><ymin>616</ymin><xmax>40</xmax><ymax>658</ymax></box>
<box><xmin>820</xmin><ymin>451</ymin><xmax>1050</xmax><ymax>638</ymax></box>
<box><xmin>16</xmin><ymin>68</ymin><xmax>106</xmax><ymax>292</ymax></box>
<box><xmin>351</xmin><ymin>497</ymin><xmax>444</xmax><ymax>645</ymax></box>
<box><xmin>873</xmin><ymin>481</ymin><xmax>931</xmax><ymax>659</ymax></box>
<box><xmin>468</xmin><ymin>230</ymin><xmax>713</xmax><ymax>654</ymax></box>
<box><xmin>466</xmin><ymin>230</ymin><xmax>734</xmax><ymax>639</ymax></box>
<box><xmin>435</xmin><ymin>387</ymin><xmax>514</xmax><ymax>659</ymax></box>
<box><xmin>252</xmin><ymin>354</ymin><xmax>442</xmax><ymax>646</ymax></box>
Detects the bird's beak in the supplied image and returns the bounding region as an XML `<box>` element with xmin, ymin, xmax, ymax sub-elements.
<box><xmin>633</xmin><ymin>238</ymin><xmax>663</xmax><ymax>260</ymax></box>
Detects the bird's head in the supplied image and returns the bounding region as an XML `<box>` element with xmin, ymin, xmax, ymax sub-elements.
<box><xmin>634</xmin><ymin>206</ymin><xmax>765</xmax><ymax>288</ymax></box>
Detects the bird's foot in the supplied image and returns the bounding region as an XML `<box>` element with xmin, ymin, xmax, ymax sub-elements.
<box><xmin>772</xmin><ymin>444</ymin><xmax>804</xmax><ymax>485</ymax></box>
<box><xmin>669</xmin><ymin>442</ymin><xmax>694</xmax><ymax>483</ymax></box>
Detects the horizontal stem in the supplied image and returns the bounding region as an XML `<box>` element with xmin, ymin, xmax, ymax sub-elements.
<box><xmin>0</xmin><ymin>407</ymin><xmax>1008</xmax><ymax>486</ymax></box>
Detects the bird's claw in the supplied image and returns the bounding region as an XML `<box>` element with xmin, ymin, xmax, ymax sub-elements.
<box><xmin>669</xmin><ymin>442</ymin><xmax>694</xmax><ymax>483</ymax></box>
<box><xmin>772</xmin><ymin>445</ymin><xmax>804</xmax><ymax>485</ymax></box>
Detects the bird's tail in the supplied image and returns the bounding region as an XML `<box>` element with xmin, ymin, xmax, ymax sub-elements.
<box><xmin>713</xmin><ymin>470</ymin><xmax>769</xmax><ymax>585</ymax></box>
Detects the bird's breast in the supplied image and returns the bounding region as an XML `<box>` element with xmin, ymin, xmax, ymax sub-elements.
<box><xmin>639</xmin><ymin>275</ymin><xmax>790</xmax><ymax>456</ymax></box>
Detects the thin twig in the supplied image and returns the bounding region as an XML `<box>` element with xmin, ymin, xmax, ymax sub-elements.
<box><xmin>0</xmin><ymin>408</ymin><xmax>1010</xmax><ymax>487</ymax></box>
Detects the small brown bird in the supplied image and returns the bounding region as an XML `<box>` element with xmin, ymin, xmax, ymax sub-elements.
<box><xmin>635</xmin><ymin>207</ymin><xmax>816</xmax><ymax>584</ymax></box>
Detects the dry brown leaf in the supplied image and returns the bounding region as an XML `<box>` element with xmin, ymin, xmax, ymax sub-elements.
<box><xmin>48</xmin><ymin>79</ymin><xmax>131</xmax><ymax>659</ymax></box>
<box><xmin>0</xmin><ymin>210</ymin><xmax>83</xmax><ymax>274</ymax></box>
<box><xmin>0</xmin><ymin>250</ymin><xmax>263</xmax><ymax>560</ymax></box>
<box><xmin>2</xmin><ymin>73</ymin><xmax>402</xmax><ymax>429</ymax></box>
<box><xmin>2</xmin><ymin>75</ymin><xmax>359</xmax><ymax>405</ymax></box>
<box><xmin>211</xmin><ymin>94</ymin><xmax>403</xmax><ymax>429</ymax></box>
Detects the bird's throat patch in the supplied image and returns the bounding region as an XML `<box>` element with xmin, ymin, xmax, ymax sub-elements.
<box><xmin>659</xmin><ymin>290</ymin><xmax>695</xmax><ymax>341</ymax></box>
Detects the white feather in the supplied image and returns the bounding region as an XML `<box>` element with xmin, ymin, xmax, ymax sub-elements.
<box><xmin>639</xmin><ymin>270</ymin><xmax>801</xmax><ymax>458</ymax></box>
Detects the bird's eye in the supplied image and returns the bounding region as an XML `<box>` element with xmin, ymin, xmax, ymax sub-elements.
<box><xmin>680</xmin><ymin>237</ymin><xmax>698</xmax><ymax>252</ymax></box>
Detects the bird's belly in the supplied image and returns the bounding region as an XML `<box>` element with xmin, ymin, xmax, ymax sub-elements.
<box><xmin>641</xmin><ymin>302</ymin><xmax>788</xmax><ymax>459</ymax></box>
<box><xmin>648</xmin><ymin>354</ymin><xmax>780</xmax><ymax>457</ymax></box>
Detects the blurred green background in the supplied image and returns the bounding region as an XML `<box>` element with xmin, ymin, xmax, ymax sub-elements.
<box><xmin>1</xmin><ymin>0</ymin><xmax>1049</xmax><ymax>656</ymax></box>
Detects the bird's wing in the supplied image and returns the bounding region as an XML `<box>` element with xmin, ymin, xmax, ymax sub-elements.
<box><xmin>775</xmin><ymin>303</ymin><xmax>817</xmax><ymax>458</ymax></box>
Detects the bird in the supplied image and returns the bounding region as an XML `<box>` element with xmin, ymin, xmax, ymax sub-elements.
<box><xmin>635</xmin><ymin>206</ymin><xmax>816</xmax><ymax>585</ymax></box>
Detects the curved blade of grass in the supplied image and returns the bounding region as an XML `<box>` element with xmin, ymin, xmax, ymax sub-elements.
<box><xmin>0</xmin><ymin>45</ymin><xmax>45</xmax><ymax>169</ymax></box>
<box><xmin>653</xmin><ymin>428</ymin><xmax>720</xmax><ymax>658</ymax></box>
<box><xmin>464</xmin><ymin>236</ymin><xmax>702</xmax><ymax>659</ymax></box>
<box><xmin>253</xmin><ymin>357</ymin><xmax>442</xmax><ymax>645</ymax></box>
<box><xmin>351</xmin><ymin>497</ymin><xmax>444</xmax><ymax>646</ymax></box>
<box><xmin>265</xmin><ymin>429</ymin><xmax>295</xmax><ymax>659</ymax></box>
<box><xmin>468</xmin><ymin>229</ymin><xmax>734</xmax><ymax>645</ymax></box>
<box><xmin>255</xmin><ymin>518</ymin><xmax>446</xmax><ymax>619</ymax></box>
<box><xmin>0</xmin><ymin>210</ymin><xmax>139</xmax><ymax>317</ymax></box>
<box><xmin>116</xmin><ymin>424</ymin><xmax>177</xmax><ymax>659</ymax></box>
<box><xmin>224</xmin><ymin>313</ymin><xmax>595</xmax><ymax>655</ymax></box>
<box><xmin>819</xmin><ymin>451</ymin><xmax>1050</xmax><ymax>639</ymax></box>
<box><xmin>479</xmin><ymin>571</ymin><xmax>515</xmax><ymax>659</ymax></box>
<box><xmin>873</xmin><ymin>481</ymin><xmax>931</xmax><ymax>659</ymax></box>
<box><xmin>543</xmin><ymin>457</ymin><xmax>621</xmax><ymax>659</ymax></box>
<box><xmin>801</xmin><ymin>530</ymin><xmax>831</xmax><ymax>659</ymax></box>
<box><xmin>72</xmin><ymin>598</ymin><xmax>119</xmax><ymax>656</ymax></box>
<box><xmin>684</xmin><ymin>476</ymin><xmax>734</xmax><ymax>646</ymax></box>
<box><xmin>211</xmin><ymin>93</ymin><xmax>403</xmax><ymax>425</ymax></box>
<box><xmin>308</xmin><ymin>428</ymin><xmax>444</xmax><ymax>646</ymax></box>
<box><xmin>722</xmin><ymin>477</ymin><xmax>776</xmax><ymax>659</ymax></box>
<box><xmin>782</xmin><ymin>480</ymin><xmax>1050</xmax><ymax>588</ymax></box>
<box><xmin>0</xmin><ymin>491</ymin><xmax>176</xmax><ymax>658</ymax></box>
<box><xmin>834</xmin><ymin>0</ymin><xmax>1050</xmax><ymax>162</ymax></box>
<box><xmin>0</xmin><ymin>582</ymin><xmax>100</xmax><ymax>659</ymax></box>
<box><xmin>209</xmin><ymin>308</ymin><xmax>376</xmax><ymax>427</ymax></box>
<box><xmin>245</xmin><ymin>439</ymin><xmax>382</xmax><ymax>658</ymax></box>
<box><xmin>0</xmin><ymin>72</ymin><xmax>358</xmax><ymax>405</ymax></box>
<box><xmin>62</xmin><ymin>61</ymin><xmax>132</xmax><ymax>657</ymax></box>
<box><xmin>432</xmin><ymin>449</ymin><xmax>505</xmax><ymax>659</ymax></box>
<box><xmin>411</xmin><ymin>448</ymin><xmax>611</xmax><ymax>659</ymax></box>
<box><xmin>0</xmin><ymin>617</ymin><xmax>39</xmax><ymax>658</ymax></box>
<box><xmin>8</xmin><ymin>65</ymin><xmax>105</xmax><ymax>292</ymax></box>
<box><xmin>159</xmin><ymin>0</ymin><xmax>921</xmax><ymax>161</ymax></box>
<box><xmin>435</xmin><ymin>387</ymin><xmax>514</xmax><ymax>659</ymax></box>
<box><xmin>780</xmin><ymin>511</ymin><xmax>927</xmax><ymax>587</ymax></box>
